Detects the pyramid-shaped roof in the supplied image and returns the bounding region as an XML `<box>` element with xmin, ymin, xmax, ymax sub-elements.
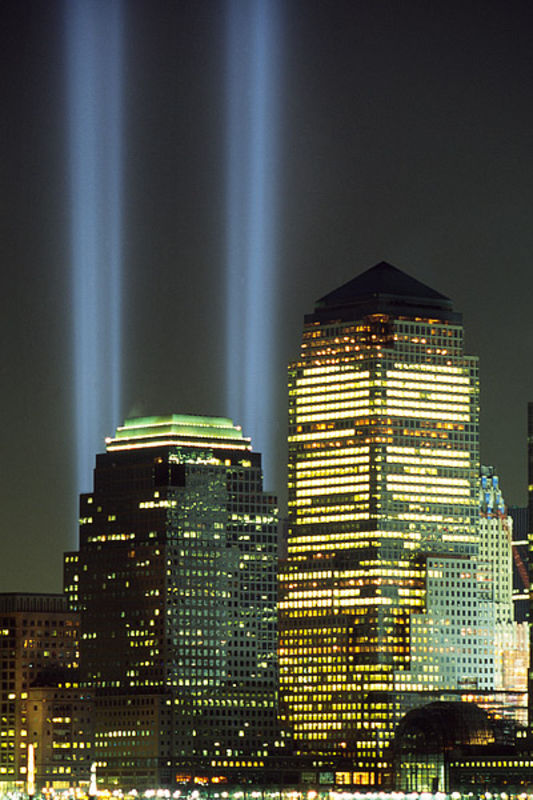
<box><xmin>308</xmin><ymin>261</ymin><xmax>460</xmax><ymax>325</ymax></box>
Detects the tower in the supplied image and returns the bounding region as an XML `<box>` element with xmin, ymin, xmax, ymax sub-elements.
<box><xmin>67</xmin><ymin>414</ymin><xmax>278</xmax><ymax>787</ymax></box>
<box><xmin>508</xmin><ymin>505</ymin><xmax>529</xmax><ymax>624</ymax></box>
<box><xmin>279</xmin><ymin>262</ymin><xmax>480</xmax><ymax>785</ymax></box>
<box><xmin>527</xmin><ymin>402</ymin><xmax>533</xmax><ymax>740</ymax></box>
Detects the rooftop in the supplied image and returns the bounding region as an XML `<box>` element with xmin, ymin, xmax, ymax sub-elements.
<box><xmin>106</xmin><ymin>414</ymin><xmax>251</xmax><ymax>452</ymax></box>
<box><xmin>308</xmin><ymin>261</ymin><xmax>461</xmax><ymax>325</ymax></box>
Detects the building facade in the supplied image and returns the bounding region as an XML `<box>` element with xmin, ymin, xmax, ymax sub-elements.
<box><xmin>27</xmin><ymin>683</ymin><xmax>93</xmax><ymax>789</ymax></box>
<box><xmin>508</xmin><ymin>505</ymin><xmax>529</xmax><ymax>624</ymax></box>
<box><xmin>65</xmin><ymin>414</ymin><xmax>278</xmax><ymax>788</ymax></box>
<box><xmin>0</xmin><ymin>594</ymin><xmax>80</xmax><ymax>790</ymax></box>
<box><xmin>398</xmin><ymin>553</ymin><xmax>495</xmax><ymax>696</ymax></box>
<box><xmin>279</xmin><ymin>262</ymin><xmax>480</xmax><ymax>784</ymax></box>
<box><xmin>478</xmin><ymin>468</ymin><xmax>528</xmax><ymax>723</ymax></box>
<box><xmin>527</xmin><ymin>402</ymin><xmax>533</xmax><ymax>737</ymax></box>
<box><xmin>399</xmin><ymin>469</ymin><xmax>528</xmax><ymax>727</ymax></box>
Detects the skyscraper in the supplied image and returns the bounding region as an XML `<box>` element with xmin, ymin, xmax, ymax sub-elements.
<box><xmin>527</xmin><ymin>402</ymin><xmax>533</xmax><ymax>737</ymax></box>
<box><xmin>66</xmin><ymin>414</ymin><xmax>278</xmax><ymax>788</ymax></box>
<box><xmin>279</xmin><ymin>262</ymin><xmax>480</xmax><ymax>785</ymax></box>
<box><xmin>478</xmin><ymin>468</ymin><xmax>527</xmax><ymax>725</ymax></box>
<box><xmin>508</xmin><ymin>505</ymin><xmax>529</xmax><ymax>624</ymax></box>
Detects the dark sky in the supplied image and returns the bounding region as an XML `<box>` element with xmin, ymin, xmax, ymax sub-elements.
<box><xmin>2</xmin><ymin>0</ymin><xmax>533</xmax><ymax>593</ymax></box>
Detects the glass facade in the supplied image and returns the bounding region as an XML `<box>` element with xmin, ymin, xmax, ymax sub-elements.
<box><xmin>68</xmin><ymin>415</ymin><xmax>278</xmax><ymax>787</ymax></box>
<box><xmin>279</xmin><ymin>263</ymin><xmax>480</xmax><ymax>783</ymax></box>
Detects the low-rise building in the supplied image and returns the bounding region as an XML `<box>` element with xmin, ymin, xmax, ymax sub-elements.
<box><xmin>0</xmin><ymin>594</ymin><xmax>79</xmax><ymax>790</ymax></box>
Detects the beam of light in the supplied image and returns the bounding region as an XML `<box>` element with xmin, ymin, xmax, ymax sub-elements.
<box><xmin>225</xmin><ymin>0</ymin><xmax>281</xmax><ymax>487</ymax></box>
<box><xmin>65</xmin><ymin>0</ymin><xmax>123</xmax><ymax>522</ymax></box>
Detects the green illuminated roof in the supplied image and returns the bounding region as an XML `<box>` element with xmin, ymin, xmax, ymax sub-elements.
<box><xmin>106</xmin><ymin>414</ymin><xmax>251</xmax><ymax>452</ymax></box>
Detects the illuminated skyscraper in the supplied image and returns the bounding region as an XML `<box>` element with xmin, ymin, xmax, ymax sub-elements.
<box><xmin>66</xmin><ymin>415</ymin><xmax>278</xmax><ymax>788</ymax></box>
<box><xmin>478</xmin><ymin>468</ymin><xmax>527</xmax><ymax>724</ymax></box>
<box><xmin>279</xmin><ymin>262</ymin><xmax>480</xmax><ymax>785</ymax></box>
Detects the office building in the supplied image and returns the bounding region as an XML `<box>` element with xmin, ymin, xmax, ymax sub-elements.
<box><xmin>27</xmin><ymin>683</ymin><xmax>93</xmax><ymax>789</ymax></box>
<box><xmin>479</xmin><ymin>467</ymin><xmax>512</xmax><ymax>624</ymax></box>
<box><xmin>527</xmin><ymin>403</ymin><xmax>533</xmax><ymax>737</ymax></box>
<box><xmin>399</xmin><ymin>470</ymin><xmax>527</xmax><ymax>727</ymax></box>
<box><xmin>478</xmin><ymin>469</ymin><xmax>528</xmax><ymax>723</ymax></box>
<box><xmin>0</xmin><ymin>594</ymin><xmax>80</xmax><ymax>790</ymax></box>
<box><xmin>508</xmin><ymin>506</ymin><xmax>529</xmax><ymax>624</ymax></box>
<box><xmin>279</xmin><ymin>262</ymin><xmax>480</xmax><ymax>785</ymax></box>
<box><xmin>397</xmin><ymin>552</ymin><xmax>495</xmax><ymax>695</ymax></box>
<box><xmin>66</xmin><ymin>414</ymin><xmax>278</xmax><ymax>788</ymax></box>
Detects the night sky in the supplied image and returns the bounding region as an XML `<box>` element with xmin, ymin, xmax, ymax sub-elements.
<box><xmin>2</xmin><ymin>0</ymin><xmax>533</xmax><ymax>593</ymax></box>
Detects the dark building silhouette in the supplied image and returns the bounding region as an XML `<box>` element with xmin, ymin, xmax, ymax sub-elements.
<box><xmin>65</xmin><ymin>415</ymin><xmax>279</xmax><ymax>788</ymax></box>
<box><xmin>508</xmin><ymin>505</ymin><xmax>529</xmax><ymax>624</ymax></box>
<box><xmin>527</xmin><ymin>403</ymin><xmax>533</xmax><ymax>736</ymax></box>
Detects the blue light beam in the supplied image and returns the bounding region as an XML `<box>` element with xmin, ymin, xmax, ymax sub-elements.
<box><xmin>66</xmin><ymin>0</ymin><xmax>123</xmax><ymax>518</ymax></box>
<box><xmin>226</xmin><ymin>0</ymin><xmax>281</xmax><ymax>487</ymax></box>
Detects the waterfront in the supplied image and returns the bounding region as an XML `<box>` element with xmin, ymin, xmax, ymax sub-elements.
<box><xmin>1</xmin><ymin>790</ymin><xmax>532</xmax><ymax>800</ymax></box>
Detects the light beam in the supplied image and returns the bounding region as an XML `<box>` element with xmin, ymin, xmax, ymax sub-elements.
<box><xmin>225</xmin><ymin>0</ymin><xmax>281</xmax><ymax>488</ymax></box>
<box><xmin>65</xmin><ymin>0</ymin><xmax>123</xmax><ymax>522</ymax></box>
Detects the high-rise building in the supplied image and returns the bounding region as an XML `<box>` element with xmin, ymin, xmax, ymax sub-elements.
<box><xmin>398</xmin><ymin>552</ymin><xmax>495</xmax><ymax>695</ymax></box>
<box><xmin>27</xmin><ymin>682</ymin><xmax>93</xmax><ymax>789</ymax></box>
<box><xmin>508</xmin><ymin>505</ymin><xmax>529</xmax><ymax>624</ymax></box>
<box><xmin>279</xmin><ymin>262</ymin><xmax>480</xmax><ymax>785</ymax></box>
<box><xmin>479</xmin><ymin>467</ymin><xmax>513</xmax><ymax>625</ymax></box>
<box><xmin>0</xmin><ymin>594</ymin><xmax>80</xmax><ymax>790</ymax></box>
<box><xmin>528</xmin><ymin>402</ymin><xmax>533</xmax><ymax>733</ymax></box>
<box><xmin>390</xmin><ymin>469</ymin><xmax>526</xmax><ymax>729</ymax></box>
<box><xmin>66</xmin><ymin>414</ymin><xmax>278</xmax><ymax>788</ymax></box>
<box><xmin>478</xmin><ymin>468</ymin><xmax>528</xmax><ymax>725</ymax></box>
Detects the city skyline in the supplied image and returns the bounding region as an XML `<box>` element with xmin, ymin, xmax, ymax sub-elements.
<box><xmin>2</xmin><ymin>1</ymin><xmax>533</xmax><ymax>593</ymax></box>
<box><xmin>5</xmin><ymin>270</ymin><xmax>526</xmax><ymax>790</ymax></box>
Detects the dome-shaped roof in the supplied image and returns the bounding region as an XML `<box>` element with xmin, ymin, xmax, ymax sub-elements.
<box><xmin>393</xmin><ymin>702</ymin><xmax>495</xmax><ymax>755</ymax></box>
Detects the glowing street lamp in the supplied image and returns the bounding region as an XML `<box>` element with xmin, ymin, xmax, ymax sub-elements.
<box><xmin>89</xmin><ymin>762</ymin><xmax>98</xmax><ymax>799</ymax></box>
<box><xmin>27</xmin><ymin>742</ymin><xmax>35</xmax><ymax>799</ymax></box>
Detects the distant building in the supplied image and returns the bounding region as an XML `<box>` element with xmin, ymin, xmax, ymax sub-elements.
<box><xmin>508</xmin><ymin>505</ymin><xmax>529</xmax><ymax>623</ymax></box>
<box><xmin>528</xmin><ymin>402</ymin><xmax>533</xmax><ymax>734</ymax></box>
<box><xmin>478</xmin><ymin>468</ymin><xmax>527</xmax><ymax>724</ymax></box>
<box><xmin>479</xmin><ymin>467</ymin><xmax>512</xmax><ymax>624</ymax></box>
<box><xmin>0</xmin><ymin>594</ymin><xmax>80</xmax><ymax>790</ymax></box>
<box><xmin>65</xmin><ymin>414</ymin><xmax>279</xmax><ymax>788</ymax></box>
<box><xmin>393</xmin><ymin>469</ymin><xmax>528</xmax><ymax>726</ymax></box>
